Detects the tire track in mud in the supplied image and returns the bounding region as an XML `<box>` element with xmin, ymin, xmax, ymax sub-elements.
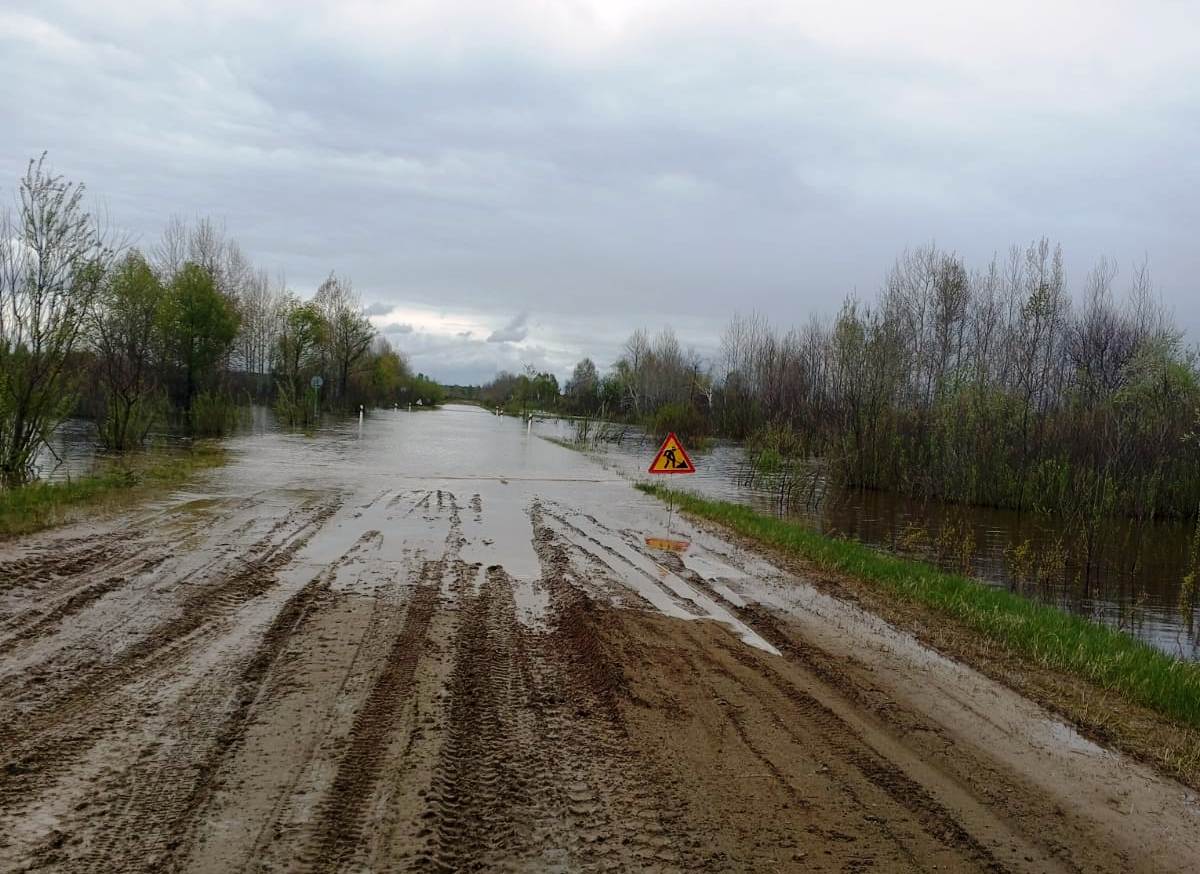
<box><xmin>694</xmin><ymin>630</ymin><xmax>1010</xmax><ymax>873</ymax></box>
<box><xmin>36</xmin><ymin>574</ymin><xmax>335</xmax><ymax>873</ymax></box>
<box><xmin>655</xmin><ymin>551</ymin><xmax>1086</xmax><ymax>871</ymax></box>
<box><xmin>0</xmin><ymin>551</ymin><xmax>170</xmax><ymax>655</ymax></box>
<box><xmin>538</xmin><ymin>579</ymin><xmax>697</xmax><ymax>870</ymax></box>
<box><xmin>0</xmin><ymin>497</ymin><xmax>341</xmax><ymax>806</ymax></box>
<box><xmin>712</xmin><ymin>668</ymin><xmax>928</xmax><ymax>872</ymax></box>
<box><xmin>408</xmin><ymin>509</ymin><xmax>700</xmax><ymax>872</ymax></box>
<box><xmin>530</xmin><ymin>505</ymin><xmax>631</xmax><ymax>718</ymax></box>
<box><xmin>638</xmin><ymin>537</ymin><xmax>1011</xmax><ymax>870</ymax></box>
<box><xmin>716</xmin><ymin>596</ymin><xmax>1087</xmax><ymax>871</ymax></box>
<box><xmin>416</xmin><ymin>563</ymin><xmax>525</xmax><ymax>871</ymax></box>
<box><xmin>229</xmin><ymin>533</ymin><xmax>400</xmax><ymax>871</ymax></box>
<box><xmin>161</xmin><ymin>574</ymin><xmax>333</xmax><ymax>868</ymax></box>
<box><xmin>0</xmin><ymin>534</ymin><xmax>134</xmax><ymax>596</ymax></box>
<box><xmin>304</xmin><ymin>561</ymin><xmax>442</xmax><ymax>871</ymax></box>
<box><xmin>537</xmin><ymin>504</ymin><xmax>708</xmax><ymax>617</ymax></box>
<box><xmin>530</xmin><ymin>507</ymin><xmax>1021</xmax><ymax>870</ymax></box>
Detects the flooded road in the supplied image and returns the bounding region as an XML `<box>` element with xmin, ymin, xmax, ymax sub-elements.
<box><xmin>1</xmin><ymin>404</ymin><xmax>1198</xmax><ymax>872</ymax></box>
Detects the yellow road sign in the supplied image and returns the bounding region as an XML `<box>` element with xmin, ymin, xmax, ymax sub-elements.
<box><xmin>648</xmin><ymin>432</ymin><xmax>696</xmax><ymax>474</ymax></box>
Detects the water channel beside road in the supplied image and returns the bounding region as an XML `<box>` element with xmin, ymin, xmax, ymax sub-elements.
<box><xmin>534</xmin><ymin>414</ymin><xmax>1200</xmax><ymax>661</ymax></box>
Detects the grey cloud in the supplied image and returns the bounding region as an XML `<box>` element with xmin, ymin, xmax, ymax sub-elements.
<box><xmin>363</xmin><ymin>301</ymin><xmax>392</xmax><ymax>316</ymax></box>
<box><xmin>487</xmin><ymin>311</ymin><xmax>529</xmax><ymax>343</ymax></box>
<box><xmin>2</xmin><ymin>1</ymin><xmax>1198</xmax><ymax>385</ymax></box>
<box><xmin>380</xmin><ymin>322</ymin><xmax>414</xmax><ymax>334</ymax></box>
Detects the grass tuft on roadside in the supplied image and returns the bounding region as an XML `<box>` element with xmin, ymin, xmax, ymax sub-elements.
<box><xmin>637</xmin><ymin>482</ymin><xmax>1200</xmax><ymax>730</ymax></box>
<box><xmin>0</xmin><ymin>443</ymin><xmax>226</xmax><ymax>538</ymax></box>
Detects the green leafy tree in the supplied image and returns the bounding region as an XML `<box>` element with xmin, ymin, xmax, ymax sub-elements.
<box><xmin>565</xmin><ymin>358</ymin><xmax>600</xmax><ymax>414</ymax></box>
<box><xmin>405</xmin><ymin>373</ymin><xmax>445</xmax><ymax>406</ymax></box>
<box><xmin>272</xmin><ymin>299</ymin><xmax>326</xmax><ymax>426</ymax></box>
<box><xmin>91</xmin><ymin>251</ymin><xmax>167</xmax><ymax>449</ymax></box>
<box><xmin>159</xmin><ymin>262</ymin><xmax>239</xmax><ymax>412</ymax></box>
<box><xmin>368</xmin><ymin>338</ymin><xmax>410</xmax><ymax>403</ymax></box>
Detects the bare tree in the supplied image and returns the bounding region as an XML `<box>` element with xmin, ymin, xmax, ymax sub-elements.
<box><xmin>153</xmin><ymin>214</ymin><xmax>189</xmax><ymax>281</ymax></box>
<box><xmin>0</xmin><ymin>155</ymin><xmax>116</xmax><ymax>478</ymax></box>
<box><xmin>314</xmin><ymin>272</ymin><xmax>374</xmax><ymax>405</ymax></box>
<box><xmin>235</xmin><ymin>268</ymin><xmax>287</xmax><ymax>378</ymax></box>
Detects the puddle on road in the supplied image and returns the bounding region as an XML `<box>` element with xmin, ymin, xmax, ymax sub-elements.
<box><xmin>1041</xmin><ymin>720</ymin><xmax>1110</xmax><ymax>757</ymax></box>
<box><xmin>542</xmin><ymin>505</ymin><xmax>780</xmax><ymax>654</ymax></box>
<box><xmin>458</xmin><ymin>488</ymin><xmax>548</xmax><ymax>626</ymax></box>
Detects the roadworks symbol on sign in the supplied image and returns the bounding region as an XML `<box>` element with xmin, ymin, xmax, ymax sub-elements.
<box><xmin>648</xmin><ymin>432</ymin><xmax>696</xmax><ymax>474</ymax></box>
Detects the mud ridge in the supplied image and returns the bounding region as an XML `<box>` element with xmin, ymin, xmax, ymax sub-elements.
<box><xmin>417</xmin><ymin>563</ymin><xmax>520</xmax><ymax>870</ymax></box>
<box><xmin>0</xmin><ymin>535</ymin><xmax>132</xmax><ymax>595</ymax></box>
<box><xmin>0</xmin><ymin>576</ymin><xmax>127</xmax><ymax>657</ymax></box>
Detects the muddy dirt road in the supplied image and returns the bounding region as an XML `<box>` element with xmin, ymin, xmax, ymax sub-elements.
<box><xmin>1</xmin><ymin>405</ymin><xmax>1197</xmax><ymax>872</ymax></box>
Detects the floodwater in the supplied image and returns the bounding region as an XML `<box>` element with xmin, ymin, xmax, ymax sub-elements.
<box><xmin>30</xmin><ymin>419</ymin><xmax>106</xmax><ymax>482</ymax></box>
<box><xmin>4</xmin><ymin>402</ymin><xmax>1199</xmax><ymax>871</ymax></box>
<box><xmin>213</xmin><ymin>404</ymin><xmax>777</xmax><ymax>650</ymax></box>
<box><xmin>535</xmin><ymin>416</ymin><xmax>1200</xmax><ymax>661</ymax></box>
<box><xmin>27</xmin><ymin>406</ymin><xmax>1200</xmax><ymax>659</ymax></box>
<box><xmin>29</xmin><ymin>418</ymin><xmax>200</xmax><ymax>483</ymax></box>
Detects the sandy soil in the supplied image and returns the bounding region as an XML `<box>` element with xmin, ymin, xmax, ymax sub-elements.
<box><xmin>1</xmin><ymin>407</ymin><xmax>1197</xmax><ymax>872</ymax></box>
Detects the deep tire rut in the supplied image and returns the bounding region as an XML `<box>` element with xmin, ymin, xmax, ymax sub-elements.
<box><xmin>305</xmin><ymin>562</ymin><xmax>442</xmax><ymax>871</ymax></box>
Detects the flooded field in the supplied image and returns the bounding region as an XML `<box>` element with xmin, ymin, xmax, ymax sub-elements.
<box><xmin>535</xmin><ymin>417</ymin><xmax>1200</xmax><ymax>661</ymax></box>
<box><xmin>3</xmin><ymin>403</ymin><xmax>1197</xmax><ymax>871</ymax></box>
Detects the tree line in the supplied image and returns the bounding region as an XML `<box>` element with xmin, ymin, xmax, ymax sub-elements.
<box><xmin>482</xmin><ymin>240</ymin><xmax>1198</xmax><ymax>522</ymax></box>
<box><xmin>0</xmin><ymin>156</ymin><xmax>439</xmax><ymax>481</ymax></box>
<box><xmin>705</xmin><ymin>241</ymin><xmax>1198</xmax><ymax>524</ymax></box>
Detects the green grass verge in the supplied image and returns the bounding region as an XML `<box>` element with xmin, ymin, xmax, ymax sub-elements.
<box><xmin>638</xmin><ymin>482</ymin><xmax>1200</xmax><ymax>730</ymax></box>
<box><xmin>0</xmin><ymin>443</ymin><xmax>226</xmax><ymax>538</ymax></box>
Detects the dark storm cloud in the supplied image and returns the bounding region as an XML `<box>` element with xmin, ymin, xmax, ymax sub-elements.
<box><xmin>2</xmin><ymin>1</ymin><xmax>1197</xmax><ymax>383</ymax></box>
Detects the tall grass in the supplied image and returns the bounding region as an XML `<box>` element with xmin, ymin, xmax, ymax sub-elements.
<box><xmin>638</xmin><ymin>483</ymin><xmax>1200</xmax><ymax>729</ymax></box>
<box><xmin>0</xmin><ymin>444</ymin><xmax>226</xmax><ymax>537</ymax></box>
<box><xmin>189</xmin><ymin>391</ymin><xmax>248</xmax><ymax>437</ymax></box>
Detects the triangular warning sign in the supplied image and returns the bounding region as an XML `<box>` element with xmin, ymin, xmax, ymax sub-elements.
<box><xmin>648</xmin><ymin>432</ymin><xmax>696</xmax><ymax>474</ymax></box>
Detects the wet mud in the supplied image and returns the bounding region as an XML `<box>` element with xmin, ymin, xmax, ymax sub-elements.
<box><xmin>0</xmin><ymin>407</ymin><xmax>1197</xmax><ymax>872</ymax></box>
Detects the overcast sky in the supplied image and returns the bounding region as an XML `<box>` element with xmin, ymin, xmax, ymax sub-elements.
<box><xmin>2</xmin><ymin>1</ymin><xmax>1198</xmax><ymax>384</ymax></box>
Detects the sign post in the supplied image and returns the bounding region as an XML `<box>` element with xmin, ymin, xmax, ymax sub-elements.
<box><xmin>647</xmin><ymin>432</ymin><xmax>696</xmax><ymax>539</ymax></box>
<box><xmin>310</xmin><ymin>375</ymin><xmax>324</xmax><ymax>423</ymax></box>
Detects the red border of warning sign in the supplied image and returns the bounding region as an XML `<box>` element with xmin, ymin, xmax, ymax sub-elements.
<box><xmin>648</xmin><ymin>432</ymin><xmax>696</xmax><ymax>474</ymax></box>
